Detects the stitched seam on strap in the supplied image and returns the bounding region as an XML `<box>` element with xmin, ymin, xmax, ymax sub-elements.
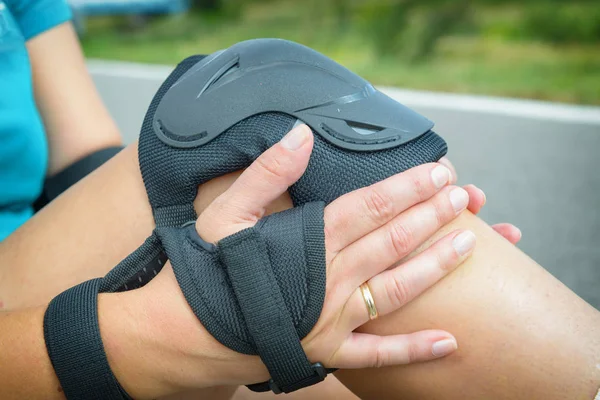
<box><xmin>185</xmin><ymin>235</ymin><xmax>254</xmax><ymax>348</ymax></box>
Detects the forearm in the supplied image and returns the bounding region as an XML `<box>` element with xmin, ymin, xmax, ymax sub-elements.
<box><xmin>0</xmin><ymin>143</ymin><xmax>149</xmax><ymax>309</ymax></box>
<box><xmin>0</xmin><ymin>291</ymin><xmax>206</xmax><ymax>400</ymax></box>
<box><xmin>27</xmin><ymin>22</ymin><xmax>122</xmax><ymax>176</ymax></box>
<box><xmin>0</xmin><ymin>307</ymin><xmax>64</xmax><ymax>400</ymax></box>
<box><xmin>336</xmin><ymin>211</ymin><xmax>600</xmax><ymax>399</ymax></box>
<box><xmin>97</xmin><ymin>290</ymin><xmax>204</xmax><ymax>400</ymax></box>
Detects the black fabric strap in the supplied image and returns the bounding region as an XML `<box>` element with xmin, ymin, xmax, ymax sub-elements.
<box><xmin>219</xmin><ymin>228</ymin><xmax>319</xmax><ymax>393</ymax></box>
<box><xmin>43</xmin><ymin>279</ymin><xmax>132</xmax><ymax>400</ymax></box>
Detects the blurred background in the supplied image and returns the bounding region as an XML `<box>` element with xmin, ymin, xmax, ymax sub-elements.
<box><xmin>73</xmin><ymin>0</ymin><xmax>600</xmax><ymax>104</ymax></box>
<box><xmin>78</xmin><ymin>0</ymin><xmax>599</xmax><ymax>308</ymax></box>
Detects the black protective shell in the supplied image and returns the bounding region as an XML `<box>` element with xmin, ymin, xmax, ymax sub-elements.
<box><xmin>153</xmin><ymin>38</ymin><xmax>434</xmax><ymax>151</ymax></box>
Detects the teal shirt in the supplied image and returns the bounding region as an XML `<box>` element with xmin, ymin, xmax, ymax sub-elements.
<box><xmin>0</xmin><ymin>0</ymin><xmax>71</xmax><ymax>240</ymax></box>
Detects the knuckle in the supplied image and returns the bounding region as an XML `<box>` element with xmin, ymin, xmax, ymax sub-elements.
<box><xmin>388</xmin><ymin>223</ymin><xmax>414</xmax><ymax>258</ymax></box>
<box><xmin>201</xmin><ymin>198</ymin><xmax>227</xmax><ymax>223</ymax></box>
<box><xmin>431</xmin><ymin>199</ymin><xmax>447</xmax><ymax>227</ymax></box>
<box><xmin>253</xmin><ymin>153</ymin><xmax>285</xmax><ymax>182</ymax></box>
<box><xmin>323</xmin><ymin>221</ymin><xmax>335</xmax><ymax>248</ymax></box>
<box><xmin>406</xmin><ymin>342</ymin><xmax>421</xmax><ymax>364</ymax></box>
<box><xmin>374</xmin><ymin>341</ymin><xmax>390</xmax><ymax>368</ymax></box>
<box><xmin>323</xmin><ymin>208</ymin><xmax>342</xmax><ymax>251</ymax></box>
<box><xmin>386</xmin><ymin>273</ymin><xmax>412</xmax><ymax>307</ymax></box>
<box><xmin>433</xmin><ymin>250</ymin><xmax>447</xmax><ymax>271</ymax></box>
<box><xmin>435</xmin><ymin>244</ymin><xmax>458</xmax><ymax>271</ymax></box>
<box><xmin>410</xmin><ymin>172</ymin><xmax>427</xmax><ymax>202</ymax></box>
<box><xmin>363</xmin><ymin>187</ymin><xmax>395</xmax><ymax>223</ymax></box>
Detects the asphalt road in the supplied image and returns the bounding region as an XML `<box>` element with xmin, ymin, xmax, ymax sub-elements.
<box><xmin>89</xmin><ymin>60</ymin><xmax>600</xmax><ymax>309</ymax></box>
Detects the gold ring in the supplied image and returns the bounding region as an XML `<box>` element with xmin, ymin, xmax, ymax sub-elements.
<box><xmin>359</xmin><ymin>282</ymin><xmax>378</xmax><ymax>320</ymax></box>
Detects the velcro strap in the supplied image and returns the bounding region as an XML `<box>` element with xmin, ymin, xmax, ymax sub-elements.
<box><xmin>219</xmin><ymin>228</ymin><xmax>316</xmax><ymax>392</ymax></box>
<box><xmin>43</xmin><ymin>279</ymin><xmax>132</xmax><ymax>400</ymax></box>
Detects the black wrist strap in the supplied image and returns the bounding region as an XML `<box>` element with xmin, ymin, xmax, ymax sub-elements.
<box><xmin>43</xmin><ymin>279</ymin><xmax>132</xmax><ymax>400</ymax></box>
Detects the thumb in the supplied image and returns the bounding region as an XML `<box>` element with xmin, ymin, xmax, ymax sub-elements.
<box><xmin>196</xmin><ymin>124</ymin><xmax>314</xmax><ymax>241</ymax></box>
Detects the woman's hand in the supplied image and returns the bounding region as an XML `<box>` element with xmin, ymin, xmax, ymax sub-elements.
<box><xmin>102</xmin><ymin>125</ymin><xmax>477</xmax><ymax>399</ymax></box>
<box><xmin>438</xmin><ymin>157</ymin><xmax>522</xmax><ymax>244</ymax></box>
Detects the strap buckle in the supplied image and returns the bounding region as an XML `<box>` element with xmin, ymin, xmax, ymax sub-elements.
<box><xmin>268</xmin><ymin>363</ymin><xmax>328</xmax><ymax>394</ymax></box>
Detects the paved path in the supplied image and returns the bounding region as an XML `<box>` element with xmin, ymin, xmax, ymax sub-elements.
<box><xmin>89</xmin><ymin>60</ymin><xmax>600</xmax><ymax>309</ymax></box>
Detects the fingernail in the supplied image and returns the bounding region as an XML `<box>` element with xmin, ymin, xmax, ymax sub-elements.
<box><xmin>432</xmin><ymin>338</ymin><xmax>458</xmax><ymax>357</ymax></box>
<box><xmin>479</xmin><ymin>188</ymin><xmax>487</xmax><ymax>206</ymax></box>
<box><xmin>515</xmin><ymin>226</ymin><xmax>522</xmax><ymax>240</ymax></box>
<box><xmin>453</xmin><ymin>230</ymin><xmax>476</xmax><ymax>256</ymax></box>
<box><xmin>449</xmin><ymin>188</ymin><xmax>468</xmax><ymax>213</ymax></box>
<box><xmin>280</xmin><ymin>125</ymin><xmax>309</xmax><ymax>150</ymax></box>
<box><xmin>439</xmin><ymin>157</ymin><xmax>455</xmax><ymax>181</ymax></box>
<box><xmin>431</xmin><ymin>166</ymin><xmax>450</xmax><ymax>189</ymax></box>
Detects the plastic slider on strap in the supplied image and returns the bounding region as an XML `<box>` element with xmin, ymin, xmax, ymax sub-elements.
<box><xmin>269</xmin><ymin>362</ymin><xmax>328</xmax><ymax>394</ymax></box>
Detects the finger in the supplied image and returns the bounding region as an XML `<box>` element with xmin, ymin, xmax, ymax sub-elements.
<box><xmin>330</xmin><ymin>331</ymin><xmax>457</xmax><ymax>368</ymax></box>
<box><xmin>343</xmin><ymin>230</ymin><xmax>475</xmax><ymax>329</ymax></box>
<box><xmin>324</xmin><ymin>163</ymin><xmax>452</xmax><ymax>253</ymax></box>
<box><xmin>438</xmin><ymin>157</ymin><xmax>457</xmax><ymax>184</ymax></box>
<box><xmin>333</xmin><ymin>186</ymin><xmax>469</xmax><ymax>287</ymax></box>
<box><xmin>464</xmin><ymin>184</ymin><xmax>486</xmax><ymax>214</ymax></box>
<box><xmin>196</xmin><ymin>124</ymin><xmax>313</xmax><ymax>241</ymax></box>
<box><xmin>492</xmin><ymin>223</ymin><xmax>522</xmax><ymax>244</ymax></box>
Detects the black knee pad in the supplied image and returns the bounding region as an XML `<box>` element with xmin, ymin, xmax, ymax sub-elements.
<box><xmin>43</xmin><ymin>39</ymin><xmax>447</xmax><ymax>399</ymax></box>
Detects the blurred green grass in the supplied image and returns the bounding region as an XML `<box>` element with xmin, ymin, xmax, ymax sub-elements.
<box><xmin>80</xmin><ymin>1</ymin><xmax>600</xmax><ymax>105</ymax></box>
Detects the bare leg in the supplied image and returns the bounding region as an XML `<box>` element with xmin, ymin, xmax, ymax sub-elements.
<box><xmin>336</xmin><ymin>211</ymin><xmax>600</xmax><ymax>400</ymax></box>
